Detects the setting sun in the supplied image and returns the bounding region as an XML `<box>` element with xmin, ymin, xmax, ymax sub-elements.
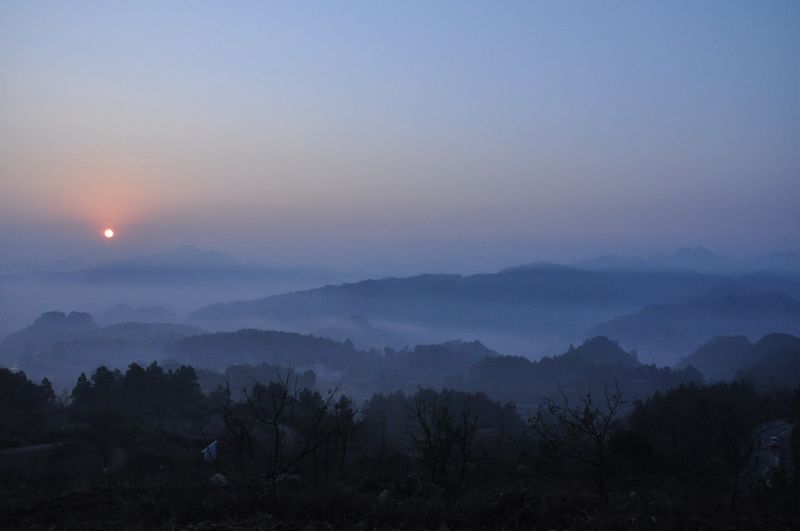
<box><xmin>103</xmin><ymin>228</ymin><xmax>115</xmax><ymax>239</ymax></box>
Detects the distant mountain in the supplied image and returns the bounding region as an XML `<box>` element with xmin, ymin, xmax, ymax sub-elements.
<box><xmin>591</xmin><ymin>287</ymin><xmax>800</xmax><ymax>362</ymax></box>
<box><xmin>561</xmin><ymin>336</ymin><xmax>639</xmax><ymax>367</ymax></box>
<box><xmin>190</xmin><ymin>265</ymin><xmax>800</xmax><ymax>360</ymax></box>
<box><xmin>96</xmin><ymin>304</ymin><xmax>178</xmax><ymax>325</ymax></box>
<box><xmin>571</xmin><ymin>254</ymin><xmax>651</xmax><ymax>271</ymax></box>
<box><xmin>496</xmin><ymin>261</ymin><xmax>575</xmax><ymax>274</ymax></box>
<box><xmin>749</xmin><ymin>252</ymin><xmax>800</xmax><ymax>276</ymax></box>
<box><xmin>657</xmin><ymin>247</ymin><xmax>733</xmax><ymax>272</ymax></box>
<box><xmin>51</xmin><ymin>246</ymin><xmax>342</xmax><ymax>285</ymax></box>
<box><xmin>111</xmin><ymin>246</ymin><xmax>241</xmax><ymax>268</ymax></box>
<box><xmin>1</xmin><ymin>311</ymin><xmax>99</xmax><ymax>355</ymax></box>
<box><xmin>678</xmin><ymin>333</ymin><xmax>800</xmax><ymax>388</ymax></box>
<box><xmin>574</xmin><ymin>247</ymin><xmax>800</xmax><ymax>276</ymax></box>
<box><xmin>0</xmin><ymin>258</ymin><xmax>91</xmax><ymax>276</ymax></box>
<box><xmin>741</xmin><ymin>333</ymin><xmax>800</xmax><ymax>390</ymax></box>
<box><xmin>676</xmin><ymin>335</ymin><xmax>756</xmax><ymax>382</ymax></box>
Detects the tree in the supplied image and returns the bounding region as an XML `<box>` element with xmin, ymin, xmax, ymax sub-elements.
<box><xmin>0</xmin><ymin>368</ymin><xmax>57</xmax><ymax>444</ymax></box>
<box><xmin>530</xmin><ymin>387</ymin><xmax>625</xmax><ymax>507</ymax></box>
<box><xmin>332</xmin><ymin>395</ymin><xmax>357</xmax><ymax>477</ymax></box>
<box><xmin>406</xmin><ymin>388</ymin><xmax>489</xmax><ymax>487</ymax></box>
<box><xmin>222</xmin><ymin>368</ymin><xmax>343</xmax><ymax>486</ymax></box>
<box><xmin>627</xmin><ymin>382</ymin><xmax>776</xmax><ymax>514</ymax></box>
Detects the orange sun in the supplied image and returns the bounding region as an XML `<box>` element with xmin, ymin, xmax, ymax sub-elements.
<box><xmin>103</xmin><ymin>228</ymin><xmax>115</xmax><ymax>239</ymax></box>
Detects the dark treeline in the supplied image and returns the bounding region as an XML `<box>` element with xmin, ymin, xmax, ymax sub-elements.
<box><xmin>468</xmin><ymin>337</ymin><xmax>702</xmax><ymax>404</ymax></box>
<box><xmin>8</xmin><ymin>307</ymin><xmax>796</xmax><ymax>405</ymax></box>
<box><xmin>1</xmin><ymin>363</ymin><xmax>798</xmax><ymax>530</ymax></box>
<box><xmin>167</xmin><ymin>333</ymin><xmax>704</xmax><ymax>405</ymax></box>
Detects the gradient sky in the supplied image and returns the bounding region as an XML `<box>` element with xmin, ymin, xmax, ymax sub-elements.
<box><xmin>1</xmin><ymin>1</ymin><xmax>798</xmax><ymax>272</ymax></box>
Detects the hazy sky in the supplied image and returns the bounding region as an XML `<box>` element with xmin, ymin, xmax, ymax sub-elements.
<box><xmin>1</xmin><ymin>1</ymin><xmax>798</xmax><ymax>272</ymax></box>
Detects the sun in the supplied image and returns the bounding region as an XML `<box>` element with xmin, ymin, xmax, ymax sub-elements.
<box><xmin>103</xmin><ymin>228</ymin><xmax>115</xmax><ymax>239</ymax></box>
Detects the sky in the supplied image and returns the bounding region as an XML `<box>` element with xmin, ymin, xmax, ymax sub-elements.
<box><xmin>1</xmin><ymin>1</ymin><xmax>798</xmax><ymax>273</ymax></box>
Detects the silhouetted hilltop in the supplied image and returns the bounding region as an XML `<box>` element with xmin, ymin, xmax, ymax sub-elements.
<box><xmin>562</xmin><ymin>336</ymin><xmax>639</xmax><ymax>367</ymax></box>
<box><xmin>676</xmin><ymin>335</ymin><xmax>754</xmax><ymax>381</ymax></box>
<box><xmin>467</xmin><ymin>336</ymin><xmax>700</xmax><ymax>403</ymax></box>
<box><xmin>1</xmin><ymin>311</ymin><xmax>98</xmax><ymax>355</ymax></box>
<box><xmin>677</xmin><ymin>332</ymin><xmax>800</xmax><ymax>388</ymax></box>
<box><xmin>742</xmin><ymin>333</ymin><xmax>800</xmax><ymax>390</ymax></box>
<box><xmin>590</xmin><ymin>287</ymin><xmax>800</xmax><ymax>362</ymax></box>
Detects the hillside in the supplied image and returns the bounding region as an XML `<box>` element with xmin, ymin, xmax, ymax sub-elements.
<box><xmin>590</xmin><ymin>288</ymin><xmax>800</xmax><ymax>362</ymax></box>
<box><xmin>676</xmin><ymin>335</ymin><xmax>755</xmax><ymax>382</ymax></box>
<box><xmin>574</xmin><ymin>247</ymin><xmax>800</xmax><ymax>276</ymax></box>
<box><xmin>165</xmin><ymin>328</ymin><xmax>369</xmax><ymax>371</ymax></box>
<box><xmin>190</xmin><ymin>266</ymin><xmax>800</xmax><ymax>362</ymax></box>
<box><xmin>467</xmin><ymin>336</ymin><xmax>702</xmax><ymax>404</ymax></box>
<box><xmin>0</xmin><ymin>311</ymin><xmax>99</xmax><ymax>356</ymax></box>
<box><xmin>742</xmin><ymin>333</ymin><xmax>800</xmax><ymax>390</ymax></box>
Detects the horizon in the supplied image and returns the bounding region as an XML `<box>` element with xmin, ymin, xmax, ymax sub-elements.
<box><xmin>2</xmin><ymin>242</ymin><xmax>799</xmax><ymax>279</ymax></box>
<box><xmin>2</xmin><ymin>1</ymin><xmax>798</xmax><ymax>272</ymax></box>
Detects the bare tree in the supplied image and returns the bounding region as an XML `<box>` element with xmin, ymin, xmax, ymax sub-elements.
<box><xmin>530</xmin><ymin>387</ymin><xmax>626</xmax><ymax>507</ymax></box>
<box><xmin>332</xmin><ymin>395</ymin><xmax>358</xmax><ymax>478</ymax></box>
<box><xmin>241</xmin><ymin>369</ymin><xmax>298</xmax><ymax>483</ymax></box>
<box><xmin>725</xmin><ymin>421</ymin><xmax>771</xmax><ymax>516</ymax></box>
<box><xmin>453</xmin><ymin>398</ymin><xmax>485</xmax><ymax>487</ymax></box>
<box><xmin>408</xmin><ymin>388</ymin><xmax>455</xmax><ymax>483</ymax></box>
<box><xmin>407</xmin><ymin>389</ymin><xmax>486</xmax><ymax>487</ymax></box>
<box><xmin>235</xmin><ymin>369</ymin><xmax>343</xmax><ymax>486</ymax></box>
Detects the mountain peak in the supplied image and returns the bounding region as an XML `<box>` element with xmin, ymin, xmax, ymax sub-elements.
<box><xmin>32</xmin><ymin>311</ymin><xmax>96</xmax><ymax>330</ymax></box>
<box><xmin>126</xmin><ymin>246</ymin><xmax>242</xmax><ymax>268</ymax></box>
<box><xmin>671</xmin><ymin>246</ymin><xmax>721</xmax><ymax>259</ymax></box>
<box><xmin>498</xmin><ymin>261</ymin><xmax>574</xmax><ymax>274</ymax></box>
<box><xmin>565</xmin><ymin>336</ymin><xmax>639</xmax><ymax>367</ymax></box>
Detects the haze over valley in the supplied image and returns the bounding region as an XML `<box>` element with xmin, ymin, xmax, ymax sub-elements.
<box><xmin>1</xmin><ymin>2</ymin><xmax>799</xmax><ymax>529</ymax></box>
<box><xmin>2</xmin><ymin>245</ymin><xmax>799</xmax><ymax>389</ymax></box>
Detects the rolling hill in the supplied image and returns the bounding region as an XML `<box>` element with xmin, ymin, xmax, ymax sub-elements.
<box><xmin>678</xmin><ymin>333</ymin><xmax>800</xmax><ymax>388</ymax></box>
<box><xmin>190</xmin><ymin>265</ymin><xmax>800</xmax><ymax>362</ymax></box>
<box><xmin>592</xmin><ymin>287</ymin><xmax>800</xmax><ymax>362</ymax></box>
